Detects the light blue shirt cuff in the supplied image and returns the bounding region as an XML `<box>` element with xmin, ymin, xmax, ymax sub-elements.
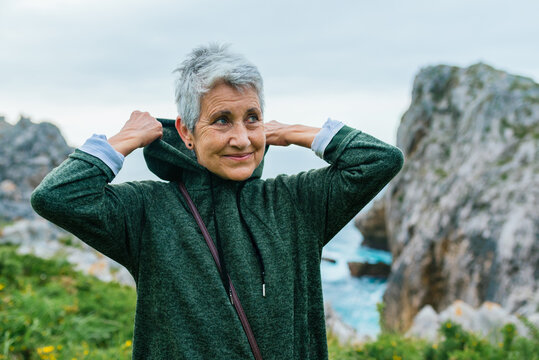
<box><xmin>79</xmin><ymin>134</ymin><xmax>125</xmax><ymax>175</ymax></box>
<box><xmin>310</xmin><ymin>118</ymin><xmax>345</xmax><ymax>159</ymax></box>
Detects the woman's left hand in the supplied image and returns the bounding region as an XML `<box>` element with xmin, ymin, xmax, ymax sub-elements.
<box><xmin>264</xmin><ymin>120</ymin><xmax>320</xmax><ymax>149</ymax></box>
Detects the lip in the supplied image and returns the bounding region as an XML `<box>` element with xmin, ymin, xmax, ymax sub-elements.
<box><xmin>223</xmin><ymin>152</ymin><xmax>253</xmax><ymax>161</ymax></box>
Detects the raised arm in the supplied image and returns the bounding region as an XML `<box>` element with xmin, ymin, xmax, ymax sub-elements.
<box><xmin>31</xmin><ymin>111</ymin><xmax>163</xmax><ymax>274</ymax></box>
<box><xmin>264</xmin><ymin>119</ymin><xmax>404</xmax><ymax>248</ymax></box>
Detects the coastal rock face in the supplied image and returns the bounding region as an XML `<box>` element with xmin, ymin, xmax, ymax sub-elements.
<box><xmin>348</xmin><ymin>261</ymin><xmax>391</xmax><ymax>278</ymax></box>
<box><xmin>0</xmin><ymin>116</ymin><xmax>73</xmax><ymax>221</ymax></box>
<box><xmin>354</xmin><ymin>200</ymin><xmax>389</xmax><ymax>251</ymax></box>
<box><xmin>324</xmin><ymin>302</ymin><xmax>365</xmax><ymax>344</ymax></box>
<box><xmin>366</xmin><ymin>63</ymin><xmax>538</xmax><ymax>331</ymax></box>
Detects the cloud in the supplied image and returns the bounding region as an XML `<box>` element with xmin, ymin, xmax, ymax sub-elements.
<box><xmin>1</xmin><ymin>0</ymin><xmax>538</xmax><ymax>145</ymax></box>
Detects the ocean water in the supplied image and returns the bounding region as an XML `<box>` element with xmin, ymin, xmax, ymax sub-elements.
<box><xmin>115</xmin><ymin>146</ymin><xmax>392</xmax><ymax>337</ymax></box>
<box><xmin>321</xmin><ymin>220</ymin><xmax>392</xmax><ymax>337</ymax></box>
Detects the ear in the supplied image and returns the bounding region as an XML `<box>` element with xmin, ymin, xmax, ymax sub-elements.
<box><xmin>175</xmin><ymin>116</ymin><xmax>194</xmax><ymax>149</ymax></box>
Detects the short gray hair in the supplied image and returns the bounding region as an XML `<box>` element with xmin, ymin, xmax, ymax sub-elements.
<box><xmin>173</xmin><ymin>43</ymin><xmax>264</xmax><ymax>132</ymax></box>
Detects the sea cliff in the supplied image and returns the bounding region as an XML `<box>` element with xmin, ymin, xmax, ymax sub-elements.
<box><xmin>357</xmin><ymin>63</ymin><xmax>538</xmax><ymax>331</ymax></box>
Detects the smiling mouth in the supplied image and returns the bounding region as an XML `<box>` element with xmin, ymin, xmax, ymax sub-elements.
<box><xmin>223</xmin><ymin>153</ymin><xmax>253</xmax><ymax>161</ymax></box>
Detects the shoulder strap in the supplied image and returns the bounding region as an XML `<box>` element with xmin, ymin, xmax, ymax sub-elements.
<box><xmin>177</xmin><ymin>181</ymin><xmax>263</xmax><ymax>360</ymax></box>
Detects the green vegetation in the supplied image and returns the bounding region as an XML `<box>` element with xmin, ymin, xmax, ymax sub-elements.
<box><xmin>2</xmin><ymin>245</ymin><xmax>538</xmax><ymax>359</ymax></box>
<box><xmin>0</xmin><ymin>245</ymin><xmax>135</xmax><ymax>359</ymax></box>
<box><xmin>498</xmin><ymin>116</ymin><xmax>538</xmax><ymax>140</ymax></box>
<box><xmin>434</xmin><ymin>168</ymin><xmax>448</xmax><ymax>179</ymax></box>
<box><xmin>430</xmin><ymin>68</ymin><xmax>458</xmax><ymax>103</ymax></box>
<box><xmin>508</xmin><ymin>79</ymin><xmax>534</xmax><ymax>92</ymax></box>
<box><xmin>56</xmin><ymin>235</ymin><xmax>83</xmax><ymax>249</ymax></box>
<box><xmin>327</xmin><ymin>304</ymin><xmax>539</xmax><ymax>360</ymax></box>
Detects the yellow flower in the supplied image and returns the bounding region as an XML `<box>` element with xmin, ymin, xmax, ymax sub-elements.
<box><xmin>393</xmin><ymin>355</ymin><xmax>402</xmax><ymax>360</ymax></box>
<box><xmin>121</xmin><ymin>340</ymin><xmax>133</xmax><ymax>350</ymax></box>
<box><xmin>391</xmin><ymin>340</ymin><xmax>397</xmax><ymax>347</ymax></box>
<box><xmin>446</xmin><ymin>322</ymin><xmax>452</xmax><ymax>328</ymax></box>
<box><xmin>57</xmin><ymin>345</ymin><xmax>63</xmax><ymax>350</ymax></box>
<box><xmin>432</xmin><ymin>343</ymin><xmax>438</xmax><ymax>349</ymax></box>
<box><xmin>83</xmin><ymin>349</ymin><xmax>89</xmax><ymax>355</ymax></box>
<box><xmin>42</xmin><ymin>346</ymin><xmax>55</xmax><ymax>353</ymax></box>
<box><xmin>0</xmin><ymin>284</ymin><xmax>5</xmax><ymax>290</ymax></box>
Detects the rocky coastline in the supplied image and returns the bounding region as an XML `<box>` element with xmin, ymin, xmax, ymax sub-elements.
<box><xmin>356</xmin><ymin>63</ymin><xmax>538</xmax><ymax>332</ymax></box>
<box><xmin>0</xmin><ymin>116</ymin><xmax>73</xmax><ymax>221</ymax></box>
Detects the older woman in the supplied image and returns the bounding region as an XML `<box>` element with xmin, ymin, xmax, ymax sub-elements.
<box><xmin>31</xmin><ymin>44</ymin><xmax>403</xmax><ymax>359</ymax></box>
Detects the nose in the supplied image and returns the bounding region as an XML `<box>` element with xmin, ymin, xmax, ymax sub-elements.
<box><xmin>229</xmin><ymin>123</ymin><xmax>251</xmax><ymax>149</ymax></box>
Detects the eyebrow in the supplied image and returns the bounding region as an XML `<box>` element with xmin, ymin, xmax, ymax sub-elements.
<box><xmin>211</xmin><ymin>110</ymin><xmax>232</xmax><ymax>118</ymax></box>
<box><xmin>210</xmin><ymin>108</ymin><xmax>260</xmax><ymax>118</ymax></box>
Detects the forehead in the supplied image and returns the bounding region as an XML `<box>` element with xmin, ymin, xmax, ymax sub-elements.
<box><xmin>200</xmin><ymin>83</ymin><xmax>260</xmax><ymax>114</ymax></box>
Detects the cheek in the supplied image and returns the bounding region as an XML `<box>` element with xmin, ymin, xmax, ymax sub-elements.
<box><xmin>253</xmin><ymin>130</ymin><xmax>266</xmax><ymax>162</ymax></box>
<box><xmin>193</xmin><ymin>133</ymin><xmax>228</xmax><ymax>167</ymax></box>
<box><xmin>253</xmin><ymin>127</ymin><xmax>266</xmax><ymax>147</ymax></box>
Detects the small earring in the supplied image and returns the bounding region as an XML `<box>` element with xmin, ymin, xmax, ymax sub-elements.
<box><xmin>188</xmin><ymin>143</ymin><xmax>192</xmax><ymax>148</ymax></box>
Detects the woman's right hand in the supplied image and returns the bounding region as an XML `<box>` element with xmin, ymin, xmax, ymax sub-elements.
<box><xmin>108</xmin><ymin>111</ymin><xmax>163</xmax><ymax>156</ymax></box>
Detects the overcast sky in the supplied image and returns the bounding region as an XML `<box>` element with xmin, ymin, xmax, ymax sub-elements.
<box><xmin>1</xmin><ymin>0</ymin><xmax>538</xmax><ymax>147</ymax></box>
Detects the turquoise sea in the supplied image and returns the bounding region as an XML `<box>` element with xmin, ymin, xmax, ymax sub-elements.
<box><xmin>321</xmin><ymin>220</ymin><xmax>391</xmax><ymax>337</ymax></box>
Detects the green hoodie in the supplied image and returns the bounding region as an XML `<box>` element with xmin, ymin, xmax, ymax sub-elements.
<box><xmin>31</xmin><ymin>119</ymin><xmax>403</xmax><ymax>359</ymax></box>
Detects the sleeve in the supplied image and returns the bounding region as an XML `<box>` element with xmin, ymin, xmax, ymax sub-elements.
<box><xmin>78</xmin><ymin>134</ymin><xmax>125</xmax><ymax>175</ymax></box>
<box><xmin>310</xmin><ymin>118</ymin><xmax>345</xmax><ymax>158</ymax></box>
<box><xmin>30</xmin><ymin>149</ymin><xmax>144</xmax><ymax>275</ymax></box>
<box><xmin>276</xmin><ymin>125</ymin><xmax>404</xmax><ymax>248</ymax></box>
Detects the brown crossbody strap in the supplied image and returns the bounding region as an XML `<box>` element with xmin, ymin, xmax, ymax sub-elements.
<box><xmin>177</xmin><ymin>181</ymin><xmax>263</xmax><ymax>360</ymax></box>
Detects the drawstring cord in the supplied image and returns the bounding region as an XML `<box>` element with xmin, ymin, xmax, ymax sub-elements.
<box><xmin>237</xmin><ymin>181</ymin><xmax>266</xmax><ymax>297</ymax></box>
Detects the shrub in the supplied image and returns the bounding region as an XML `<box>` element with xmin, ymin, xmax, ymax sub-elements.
<box><xmin>328</xmin><ymin>304</ymin><xmax>539</xmax><ymax>360</ymax></box>
<box><xmin>0</xmin><ymin>245</ymin><xmax>136</xmax><ymax>359</ymax></box>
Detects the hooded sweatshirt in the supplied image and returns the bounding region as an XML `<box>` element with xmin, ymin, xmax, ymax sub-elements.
<box><xmin>31</xmin><ymin>118</ymin><xmax>404</xmax><ymax>359</ymax></box>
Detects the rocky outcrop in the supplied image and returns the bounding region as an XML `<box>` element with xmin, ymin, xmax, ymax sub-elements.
<box><xmin>355</xmin><ymin>200</ymin><xmax>389</xmax><ymax>251</ymax></box>
<box><xmin>0</xmin><ymin>115</ymin><xmax>73</xmax><ymax>221</ymax></box>
<box><xmin>407</xmin><ymin>300</ymin><xmax>534</xmax><ymax>343</ymax></box>
<box><xmin>324</xmin><ymin>302</ymin><xmax>366</xmax><ymax>344</ymax></box>
<box><xmin>366</xmin><ymin>63</ymin><xmax>538</xmax><ymax>331</ymax></box>
<box><xmin>0</xmin><ymin>219</ymin><xmax>135</xmax><ymax>286</ymax></box>
<box><xmin>348</xmin><ymin>261</ymin><xmax>391</xmax><ymax>278</ymax></box>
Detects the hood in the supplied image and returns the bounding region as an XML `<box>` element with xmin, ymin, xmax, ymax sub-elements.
<box><xmin>143</xmin><ymin>118</ymin><xmax>268</xmax><ymax>184</ymax></box>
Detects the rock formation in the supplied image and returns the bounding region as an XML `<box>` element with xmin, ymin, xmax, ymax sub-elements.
<box><xmin>358</xmin><ymin>63</ymin><xmax>538</xmax><ymax>332</ymax></box>
<box><xmin>348</xmin><ymin>261</ymin><xmax>391</xmax><ymax>278</ymax></box>
<box><xmin>407</xmin><ymin>300</ymin><xmax>533</xmax><ymax>343</ymax></box>
<box><xmin>0</xmin><ymin>115</ymin><xmax>73</xmax><ymax>221</ymax></box>
<box><xmin>355</xmin><ymin>200</ymin><xmax>389</xmax><ymax>250</ymax></box>
<box><xmin>324</xmin><ymin>302</ymin><xmax>366</xmax><ymax>344</ymax></box>
<box><xmin>0</xmin><ymin>219</ymin><xmax>135</xmax><ymax>287</ymax></box>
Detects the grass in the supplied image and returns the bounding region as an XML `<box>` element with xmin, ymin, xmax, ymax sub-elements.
<box><xmin>0</xmin><ymin>245</ymin><xmax>135</xmax><ymax>359</ymax></box>
<box><xmin>1</xmin><ymin>244</ymin><xmax>538</xmax><ymax>359</ymax></box>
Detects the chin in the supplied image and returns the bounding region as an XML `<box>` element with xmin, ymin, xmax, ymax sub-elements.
<box><xmin>221</xmin><ymin>169</ymin><xmax>254</xmax><ymax>181</ymax></box>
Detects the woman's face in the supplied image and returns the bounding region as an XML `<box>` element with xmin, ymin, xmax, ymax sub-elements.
<box><xmin>176</xmin><ymin>82</ymin><xmax>265</xmax><ymax>181</ymax></box>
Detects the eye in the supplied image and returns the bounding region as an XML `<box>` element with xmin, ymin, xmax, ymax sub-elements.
<box><xmin>246</xmin><ymin>114</ymin><xmax>260</xmax><ymax>124</ymax></box>
<box><xmin>213</xmin><ymin>116</ymin><xmax>229</xmax><ymax>125</ymax></box>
